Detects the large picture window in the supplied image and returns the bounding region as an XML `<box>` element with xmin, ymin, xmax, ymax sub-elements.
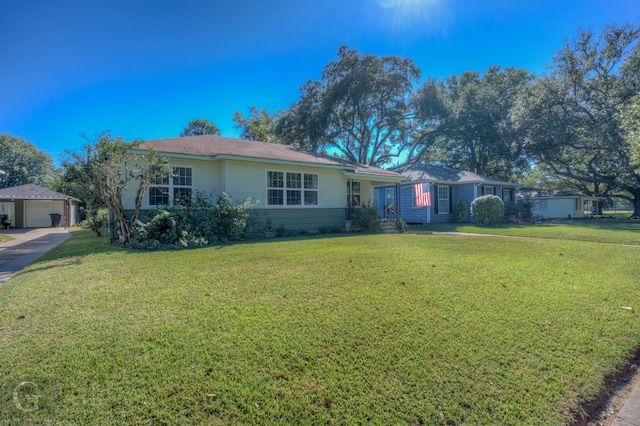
<box><xmin>267</xmin><ymin>171</ymin><xmax>318</xmax><ymax>206</ymax></box>
<box><xmin>149</xmin><ymin>167</ymin><xmax>193</xmax><ymax>206</ymax></box>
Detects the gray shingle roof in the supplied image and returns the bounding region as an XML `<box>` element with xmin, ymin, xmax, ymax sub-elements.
<box><xmin>0</xmin><ymin>184</ymin><xmax>79</xmax><ymax>200</ymax></box>
<box><xmin>136</xmin><ymin>136</ymin><xmax>402</xmax><ymax>179</ymax></box>
<box><xmin>392</xmin><ymin>163</ymin><xmax>518</xmax><ymax>186</ymax></box>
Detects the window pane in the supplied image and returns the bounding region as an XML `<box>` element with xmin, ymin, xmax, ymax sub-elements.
<box><xmin>268</xmin><ymin>171</ymin><xmax>283</xmax><ymax>188</ymax></box>
<box><xmin>287</xmin><ymin>172</ymin><xmax>301</xmax><ymax>189</ymax></box>
<box><xmin>352</xmin><ymin>181</ymin><xmax>360</xmax><ymax>193</ymax></box>
<box><xmin>304</xmin><ymin>191</ymin><xmax>318</xmax><ymax>205</ymax></box>
<box><xmin>438</xmin><ymin>186</ymin><xmax>448</xmax><ymax>200</ymax></box>
<box><xmin>287</xmin><ymin>190</ymin><xmax>302</xmax><ymax>205</ymax></box>
<box><xmin>351</xmin><ymin>194</ymin><xmax>361</xmax><ymax>207</ymax></box>
<box><xmin>153</xmin><ymin>170</ymin><xmax>169</xmax><ymax>185</ymax></box>
<box><xmin>150</xmin><ymin>187</ymin><xmax>169</xmax><ymax>206</ymax></box>
<box><xmin>173</xmin><ymin>167</ymin><xmax>192</xmax><ymax>186</ymax></box>
<box><xmin>304</xmin><ymin>174</ymin><xmax>318</xmax><ymax>189</ymax></box>
<box><xmin>174</xmin><ymin>188</ymin><xmax>192</xmax><ymax>205</ymax></box>
<box><xmin>268</xmin><ymin>189</ymin><xmax>283</xmax><ymax>205</ymax></box>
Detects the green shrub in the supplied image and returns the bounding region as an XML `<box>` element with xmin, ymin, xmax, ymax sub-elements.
<box><xmin>128</xmin><ymin>191</ymin><xmax>262</xmax><ymax>249</ymax></box>
<box><xmin>350</xmin><ymin>205</ymin><xmax>381</xmax><ymax>232</ymax></box>
<box><xmin>471</xmin><ymin>195</ymin><xmax>505</xmax><ymax>226</ymax></box>
<box><xmin>519</xmin><ymin>198</ymin><xmax>535</xmax><ymax>223</ymax></box>
<box><xmin>396</xmin><ymin>217</ymin><xmax>408</xmax><ymax>233</ymax></box>
<box><xmin>83</xmin><ymin>208</ymin><xmax>108</xmax><ymax>236</ymax></box>
<box><xmin>455</xmin><ymin>200</ymin><xmax>469</xmax><ymax>223</ymax></box>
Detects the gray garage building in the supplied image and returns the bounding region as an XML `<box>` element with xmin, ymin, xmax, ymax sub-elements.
<box><xmin>0</xmin><ymin>184</ymin><xmax>80</xmax><ymax>228</ymax></box>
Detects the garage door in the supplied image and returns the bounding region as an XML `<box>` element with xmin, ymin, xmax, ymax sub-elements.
<box><xmin>25</xmin><ymin>200</ymin><xmax>64</xmax><ymax>228</ymax></box>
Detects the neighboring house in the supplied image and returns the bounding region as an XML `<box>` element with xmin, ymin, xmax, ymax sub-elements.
<box><xmin>0</xmin><ymin>184</ymin><xmax>80</xmax><ymax>228</ymax></box>
<box><xmin>374</xmin><ymin>164</ymin><xmax>519</xmax><ymax>224</ymax></box>
<box><xmin>516</xmin><ymin>188</ymin><xmax>604</xmax><ymax>219</ymax></box>
<box><xmin>125</xmin><ymin>136</ymin><xmax>403</xmax><ymax>230</ymax></box>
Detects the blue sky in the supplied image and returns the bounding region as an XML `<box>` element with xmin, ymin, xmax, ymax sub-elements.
<box><xmin>1</xmin><ymin>0</ymin><xmax>639</xmax><ymax>166</ymax></box>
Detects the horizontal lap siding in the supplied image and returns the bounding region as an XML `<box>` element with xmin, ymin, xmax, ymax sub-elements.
<box><xmin>254</xmin><ymin>208</ymin><xmax>346</xmax><ymax>230</ymax></box>
<box><xmin>398</xmin><ymin>185</ymin><xmax>427</xmax><ymax>224</ymax></box>
<box><xmin>222</xmin><ymin>160</ymin><xmax>349</xmax><ymax>208</ymax></box>
<box><xmin>131</xmin><ymin>208</ymin><xmax>347</xmax><ymax>231</ymax></box>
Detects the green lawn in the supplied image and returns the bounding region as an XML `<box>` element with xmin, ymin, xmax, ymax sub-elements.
<box><xmin>412</xmin><ymin>218</ymin><xmax>640</xmax><ymax>245</ymax></box>
<box><xmin>1</xmin><ymin>226</ymin><xmax>640</xmax><ymax>424</ymax></box>
<box><xmin>0</xmin><ymin>232</ymin><xmax>13</xmax><ymax>243</ymax></box>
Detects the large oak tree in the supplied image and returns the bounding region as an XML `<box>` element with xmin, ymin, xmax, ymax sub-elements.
<box><xmin>411</xmin><ymin>66</ymin><xmax>532</xmax><ymax>181</ymax></box>
<box><xmin>277</xmin><ymin>46</ymin><xmax>420</xmax><ymax>166</ymax></box>
<box><xmin>512</xmin><ymin>23</ymin><xmax>640</xmax><ymax>216</ymax></box>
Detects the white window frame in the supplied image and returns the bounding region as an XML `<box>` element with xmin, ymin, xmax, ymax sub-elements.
<box><xmin>437</xmin><ymin>185</ymin><xmax>450</xmax><ymax>214</ymax></box>
<box><xmin>502</xmin><ymin>188</ymin><xmax>512</xmax><ymax>203</ymax></box>
<box><xmin>484</xmin><ymin>186</ymin><xmax>495</xmax><ymax>195</ymax></box>
<box><xmin>267</xmin><ymin>170</ymin><xmax>319</xmax><ymax>207</ymax></box>
<box><xmin>149</xmin><ymin>166</ymin><xmax>193</xmax><ymax>206</ymax></box>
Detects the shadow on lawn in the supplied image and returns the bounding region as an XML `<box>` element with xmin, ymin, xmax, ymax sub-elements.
<box><xmin>32</xmin><ymin>228</ymin><xmax>386</xmax><ymax>263</ymax></box>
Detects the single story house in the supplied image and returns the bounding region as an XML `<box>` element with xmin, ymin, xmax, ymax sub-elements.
<box><xmin>516</xmin><ymin>188</ymin><xmax>605</xmax><ymax>219</ymax></box>
<box><xmin>124</xmin><ymin>136</ymin><xmax>403</xmax><ymax>230</ymax></box>
<box><xmin>0</xmin><ymin>184</ymin><xmax>80</xmax><ymax>228</ymax></box>
<box><xmin>374</xmin><ymin>164</ymin><xmax>520</xmax><ymax>224</ymax></box>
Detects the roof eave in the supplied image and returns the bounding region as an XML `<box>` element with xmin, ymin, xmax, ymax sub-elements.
<box><xmin>342</xmin><ymin>171</ymin><xmax>403</xmax><ymax>183</ymax></box>
<box><xmin>215</xmin><ymin>154</ymin><xmax>356</xmax><ymax>171</ymax></box>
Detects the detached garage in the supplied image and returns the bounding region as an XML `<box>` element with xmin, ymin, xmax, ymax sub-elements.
<box><xmin>0</xmin><ymin>184</ymin><xmax>80</xmax><ymax>228</ymax></box>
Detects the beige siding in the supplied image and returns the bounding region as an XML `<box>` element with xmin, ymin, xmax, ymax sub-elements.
<box><xmin>120</xmin><ymin>159</ymin><xmax>222</xmax><ymax>209</ymax></box>
<box><xmin>221</xmin><ymin>160</ymin><xmax>351</xmax><ymax>208</ymax></box>
<box><xmin>121</xmin><ymin>156</ymin><xmax>391</xmax><ymax>230</ymax></box>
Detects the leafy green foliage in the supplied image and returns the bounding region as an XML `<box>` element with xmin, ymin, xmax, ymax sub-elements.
<box><xmin>471</xmin><ymin>195</ymin><xmax>505</xmax><ymax>225</ymax></box>
<box><xmin>454</xmin><ymin>199</ymin><xmax>469</xmax><ymax>223</ymax></box>
<box><xmin>277</xmin><ymin>45</ymin><xmax>420</xmax><ymax>166</ymax></box>
<box><xmin>412</xmin><ymin>66</ymin><xmax>531</xmax><ymax>181</ymax></box>
<box><xmin>63</xmin><ymin>132</ymin><xmax>168</xmax><ymax>244</ymax></box>
<box><xmin>233</xmin><ymin>106</ymin><xmax>282</xmax><ymax>142</ymax></box>
<box><xmin>512</xmin><ymin>23</ymin><xmax>640</xmax><ymax>217</ymax></box>
<box><xmin>179</xmin><ymin>118</ymin><xmax>221</xmax><ymax>137</ymax></box>
<box><xmin>620</xmin><ymin>93</ymin><xmax>640</xmax><ymax>173</ymax></box>
<box><xmin>129</xmin><ymin>192</ymin><xmax>264</xmax><ymax>249</ymax></box>
<box><xmin>349</xmin><ymin>205</ymin><xmax>381</xmax><ymax>232</ymax></box>
<box><xmin>0</xmin><ymin>134</ymin><xmax>56</xmax><ymax>188</ymax></box>
<box><xmin>395</xmin><ymin>217</ymin><xmax>408</xmax><ymax>232</ymax></box>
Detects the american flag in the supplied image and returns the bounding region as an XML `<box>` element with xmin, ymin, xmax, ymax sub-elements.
<box><xmin>414</xmin><ymin>183</ymin><xmax>431</xmax><ymax>207</ymax></box>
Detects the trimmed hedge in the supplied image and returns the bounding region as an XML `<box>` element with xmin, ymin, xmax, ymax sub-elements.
<box><xmin>471</xmin><ymin>195</ymin><xmax>505</xmax><ymax>226</ymax></box>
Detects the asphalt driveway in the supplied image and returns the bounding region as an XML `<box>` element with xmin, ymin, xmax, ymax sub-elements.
<box><xmin>0</xmin><ymin>228</ymin><xmax>70</xmax><ymax>284</ymax></box>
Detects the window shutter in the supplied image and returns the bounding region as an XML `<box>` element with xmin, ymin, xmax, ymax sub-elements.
<box><xmin>449</xmin><ymin>186</ymin><xmax>453</xmax><ymax>213</ymax></box>
<box><xmin>481</xmin><ymin>186</ymin><xmax>485</xmax><ymax>196</ymax></box>
<box><xmin>434</xmin><ymin>185</ymin><xmax>438</xmax><ymax>214</ymax></box>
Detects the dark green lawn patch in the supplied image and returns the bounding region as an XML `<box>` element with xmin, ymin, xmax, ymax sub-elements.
<box><xmin>1</xmin><ymin>230</ymin><xmax>639</xmax><ymax>424</ymax></box>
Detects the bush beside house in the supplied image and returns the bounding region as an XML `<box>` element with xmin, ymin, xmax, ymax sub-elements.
<box><xmin>471</xmin><ymin>195</ymin><xmax>505</xmax><ymax>226</ymax></box>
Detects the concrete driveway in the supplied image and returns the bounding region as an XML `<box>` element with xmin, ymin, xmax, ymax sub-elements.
<box><xmin>0</xmin><ymin>228</ymin><xmax>70</xmax><ymax>284</ymax></box>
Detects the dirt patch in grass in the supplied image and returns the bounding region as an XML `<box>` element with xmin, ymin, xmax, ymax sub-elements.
<box><xmin>586</xmin><ymin>348</ymin><xmax>640</xmax><ymax>426</ymax></box>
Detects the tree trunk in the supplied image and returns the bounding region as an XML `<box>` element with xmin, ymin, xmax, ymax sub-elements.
<box><xmin>632</xmin><ymin>193</ymin><xmax>640</xmax><ymax>219</ymax></box>
<box><xmin>115</xmin><ymin>218</ymin><xmax>131</xmax><ymax>244</ymax></box>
